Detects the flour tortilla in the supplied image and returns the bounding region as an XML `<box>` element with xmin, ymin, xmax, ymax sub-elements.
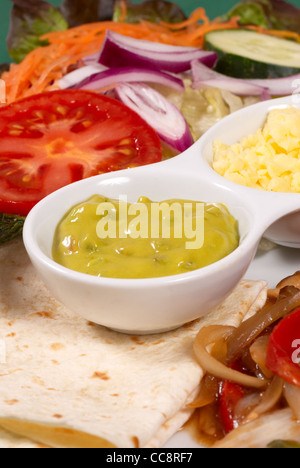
<box><xmin>0</xmin><ymin>239</ymin><xmax>267</xmax><ymax>448</ymax></box>
<box><xmin>0</xmin><ymin>427</ymin><xmax>48</xmax><ymax>449</ymax></box>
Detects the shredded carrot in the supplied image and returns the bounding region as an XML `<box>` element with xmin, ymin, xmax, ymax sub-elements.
<box><xmin>158</xmin><ymin>7</ymin><xmax>210</xmax><ymax>30</ymax></box>
<box><xmin>246</xmin><ymin>24</ymin><xmax>300</xmax><ymax>43</ymax></box>
<box><xmin>118</xmin><ymin>0</ymin><xmax>128</xmax><ymax>23</ymax></box>
<box><xmin>2</xmin><ymin>4</ymin><xmax>300</xmax><ymax>105</ymax></box>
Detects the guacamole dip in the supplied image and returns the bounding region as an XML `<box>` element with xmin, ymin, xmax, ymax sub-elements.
<box><xmin>52</xmin><ymin>195</ymin><xmax>239</xmax><ymax>279</ymax></box>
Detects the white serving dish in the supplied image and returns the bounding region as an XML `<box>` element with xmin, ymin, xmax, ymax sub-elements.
<box><xmin>23</xmin><ymin>96</ymin><xmax>300</xmax><ymax>334</ymax></box>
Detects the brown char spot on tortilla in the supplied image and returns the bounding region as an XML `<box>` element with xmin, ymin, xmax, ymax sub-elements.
<box><xmin>91</xmin><ymin>371</ymin><xmax>110</xmax><ymax>381</ymax></box>
<box><xmin>50</xmin><ymin>343</ymin><xmax>65</xmax><ymax>351</ymax></box>
<box><xmin>4</xmin><ymin>399</ymin><xmax>19</xmax><ymax>405</ymax></box>
<box><xmin>29</xmin><ymin>311</ymin><xmax>54</xmax><ymax>319</ymax></box>
<box><xmin>130</xmin><ymin>337</ymin><xmax>145</xmax><ymax>345</ymax></box>
<box><xmin>152</xmin><ymin>339</ymin><xmax>165</xmax><ymax>345</ymax></box>
<box><xmin>132</xmin><ymin>436</ymin><xmax>140</xmax><ymax>448</ymax></box>
<box><xmin>32</xmin><ymin>376</ymin><xmax>45</xmax><ymax>386</ymax></box>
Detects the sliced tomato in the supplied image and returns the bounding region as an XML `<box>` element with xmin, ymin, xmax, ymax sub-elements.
<box><xmin>0</xmin><ymin>90</ymin><xmax>162</xmax><ymax>216</ymax></box>
<box><xmin>266</xmin><ymin>307</ymin><xmax>300</xmax><ymax>387</ymax></box>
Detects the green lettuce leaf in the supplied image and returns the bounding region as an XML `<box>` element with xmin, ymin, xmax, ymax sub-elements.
<box><xmin>7</xmin><ymin>0</ymin><xmax>68</xmax><ymax>63</ymax></box>
<box><xmin>223</xmin><ymin>0</ymin><xmax>300</xmax><ymax>33</ymax></box>
<box><xmin>0</xmin><ymin>214</ymin><xmax>25</xmax><ymax>245</ymax></box>
<box><xmin>59</xmin><ymin>0</ymin><xmax>115</xmax><ymax>28</ymax></box>
<box><xmin>113</xmin><ymin>0</ymin><xmax>187</xmax><ymax>24</ymax></box>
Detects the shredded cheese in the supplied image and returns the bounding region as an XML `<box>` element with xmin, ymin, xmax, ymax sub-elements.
<box><xmin>213</xmin><ymin>106</ymin><xmax>300</xmax><ymax>193</ymax></box>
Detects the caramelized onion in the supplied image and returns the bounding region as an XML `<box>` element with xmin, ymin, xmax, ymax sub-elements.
<box><xmin>197</xmin><ymin>405</ymin><xmax>220</xmax><ymax>439</ymax></box>
<box><xmin>234</xmin><ymin>393</ymin><xmax>262</xmax><ymax>423</ymax></box>
<box><xmin>189</xmin><ymin>375</ymin><xmax>219</xmax><ymax>409</ymax></box>
<box><xmin>270</xmin><ymin>271</ymin><xmax>300</xmax><ymax>299</ymax></box>
<box><xmin>250</xmin><ymin>336</ymin><xmax>273</xmax><ymax>379</ymax></box>
<box><xmin>226</xmin><ymin>287</ymin><xmax>300</xmax><ymax>363</ymax></box>
<box><xmin>245</xmin><ymin>376</ymin><xmax>284</xmax><ymax>423</ymax></box>
<box><xmin>193</xmin><ymin>326</ymin><xmax>267</xmax><ymax>389</ymax></box>
<box><xmin>284</xmin><ymin>383</ymin><xmax>300</xmax><ymax>420</ymax></box>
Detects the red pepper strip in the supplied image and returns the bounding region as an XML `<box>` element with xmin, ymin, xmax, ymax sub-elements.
<box><xmin>219</xmin><ymin>380</ymin><xmax>245</xmax><ymax>434</ymax></box>
<box><xmin>266</xmin><ymin>307</ymin><xmax>300</xmax><ymax>387</ymax></box>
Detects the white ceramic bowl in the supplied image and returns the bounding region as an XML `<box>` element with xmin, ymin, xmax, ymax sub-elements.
<box><xmin>200</xmin><ymin>95</ymin><xmax>300</xmax><ymax>248</ymax></box>
<box><xmin>23</xmin><ymin>96</ymin><xmax>300</xmax><ymax>334</ymax></box>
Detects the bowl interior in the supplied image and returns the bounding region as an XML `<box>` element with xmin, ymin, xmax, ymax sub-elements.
<box><xmin>198</xmin><ymin>96</ymin><xmax>300</xmax><ymax>248</ymax></box>
<box><xmin>202</xmin><ymin>99</ymin><xmax>296</xmax><ymax>166</ymax></box>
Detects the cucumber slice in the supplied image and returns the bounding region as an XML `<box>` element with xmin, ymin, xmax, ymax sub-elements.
<box><xmin>205</xmin><ymin>29</ymin><xmax>300</xmax><ymax>79</ymax></box>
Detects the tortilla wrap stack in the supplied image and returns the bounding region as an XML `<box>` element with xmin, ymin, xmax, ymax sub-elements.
<box><xmin>0</xmin><ymin>239</ymin><xmax>267</xmax><ymax>448</ymax></box>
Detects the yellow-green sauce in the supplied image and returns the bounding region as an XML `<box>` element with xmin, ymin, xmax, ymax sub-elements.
<box><xmin>52</xmin><ymin>195</ymin><xmax>239</xmax><ymax>279</ymax></box>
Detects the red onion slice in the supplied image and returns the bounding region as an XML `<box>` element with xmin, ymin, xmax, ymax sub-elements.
<box><xmin>191</xmin><ymin>60</ymin><xmax>270</xmax><ymax>99</ymax></box>
<box><xmin>83</xmin><ymin>53</ymin><xmax>101</xmax><ymax>65</ymax></box>
<box><xmin>73</xmin><ymin>67</ymin><xmax>185</xmax><ymax>92</ymax></box>
<box><xmin>191</xmin><ymin>60</ymin><xmax>300</xmax><ymax>99</ymax></box>
<box><xmin>58</xmin><ymin>64</ymin><xmax>108</xmax><ymax>89</ymax></box>
<box><xmin>248</xmin><ymin>74</ymin><xmax>300</xmax><ymax>96</ymax></box>
<box><xmin>115</xmin><ymin>82</ymin><xmax>194</xmax><ymax>153</ymax></box>
<box><xmin>98</xmin><ymin>30</ymin><xmax>218</xmax><ymax>73</ymax></box>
